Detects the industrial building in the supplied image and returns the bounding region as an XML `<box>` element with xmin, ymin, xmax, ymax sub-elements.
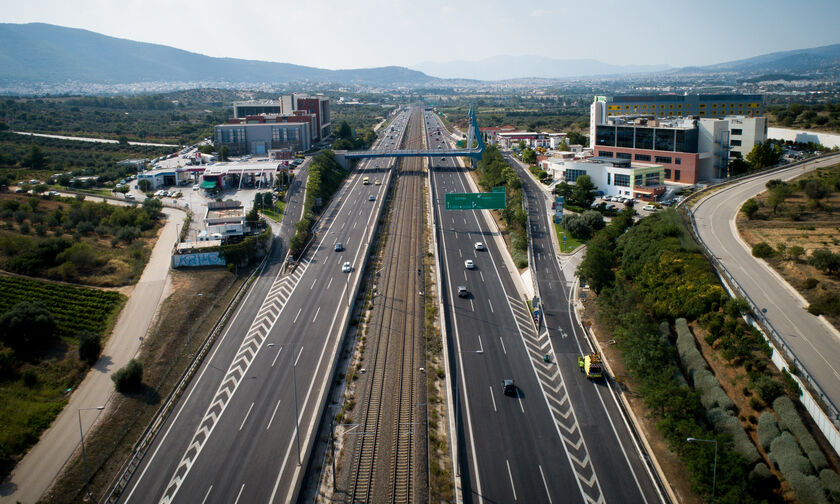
<box><xmin>214</xmin><ymin>121</ymin><xmax>313</xmax><ymax>157</ymax></box>
<box><xmin>232</xmin><ymin>93</ymin><xmax>331</xmax><ymax>140</ymax></box>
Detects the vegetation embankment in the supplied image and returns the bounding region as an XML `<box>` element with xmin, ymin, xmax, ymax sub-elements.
<box><xmin>0</xmin><ymin>193</ymin><xmax>164</xmax><ymax>286</ymax></box>
<box><xmin>437</xmin><ymin>97</ymin><xmax>591</xmax><ymax>135</ymax></box>
<box><xmin>739</xmin><ymin>165</ymin><xmax>840</xmax><ymax>330</ymax></box>
<box><xmin>766</xmin><ymin>102</ymin><xmax>840</xmax><ymax>135</ymax></box>
<box><xmin>289</xmin><ymin>151</ymin><xmax>347</xmax><ymax>258</ymax></box>
<box><xmin>473</xmin><ymin>145</ymin><xmax>529</xmax><ymax>268</ymax></box>
<box><xmin>0</xmin><ymin>275</ymin><xmax>126</xmax><ymax>479</ymax></box>
<box><xmin>43</xmin><ymin>269</ymin><xmax>241</xmax><ymax>503</ymax></box>
<box><xmin>578</xmin><ymin>208</ymin><xmax>840</xmax><ymax>503</ymax></box>
<box><xmin>0</xmin><ymin>94</ymin><xmax>227</xmax><ymax>144</ymax></box>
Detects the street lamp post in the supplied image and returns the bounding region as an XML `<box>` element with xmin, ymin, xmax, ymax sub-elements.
<box><xmin>687</xmin><ymin>437</ymin><xmax>718</xmax><ymax>502</ymax></box>
<box><xmin>78</xmin><ymin>406</ymin><xmax>105</xmax><ymax>502</ymax></box>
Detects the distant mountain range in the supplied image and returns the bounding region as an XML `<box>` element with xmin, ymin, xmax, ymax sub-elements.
<box><xmin>0</xmin><ymin>23</ymin><xmax>433</xmax><ymax>87</ymax></box>
<box><xmin>676</xmin><ymin>43</ymin><xmax>840</xmax><ymax>75</ymax></box>
<box><xmin>412</xmin><ymin>56</ymin><xmax>670</xmax><ymax>80</ymax></box>
<box><xmin>0</xmin><ymin>22</ymin><xmax>839</xmax><ymax>90</ymax></box>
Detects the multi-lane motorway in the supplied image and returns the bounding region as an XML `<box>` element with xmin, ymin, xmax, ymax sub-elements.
<box><xmin>118</xmin><ymin>111</ymin><xmax>410</xmax><ymax>503</ymax></box>
<box><xmin>427</xmin><ymin>111</ymin><xmax>663</xmax><ymax>504</ymax></box>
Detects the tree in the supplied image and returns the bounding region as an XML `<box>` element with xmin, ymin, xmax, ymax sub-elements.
<box><xmin>338</xmin><ymin>121</ymin><xmax>352</xmax><ymax>140</ymax></box>
<box><xmin>138</xmin><ymin>179</ymin><xmax>152</xmax><ymax>192</ymax></box>
<box><xmin>788</xmin><ymin>245</ymin><xmax>805</xmax><ymax>262</ymax></box>
<box><xmin>112</xmin><ymin>359</ymin><xmax>143</xmax><ymax>392</ymax></box>
<box><xmin>114</xmin><ymin>185</ymin><xmax>130</xmax><ymax>195</ymax></box>
<box><xmin>117</xmin><ymin>135</ymin><xmax>129</xmax><ymax>145</ymax></box>
<box><xmin>517</xmin><ymin>140</ymin><xmax>526</xmax><ymax>151</ymax></box>
<box><xmin>570</xmin><ymin>174</ymin><xmax>597</xmax><ymax>208</ymax></box>
<box><xmin>741</xmin><ymin>198</ymin><xmax>759</xmax><ymax>219</ymax></box>
<box><xmin>746</xmin><ymin>141</ymin><xmax>783</xmax><ymax>170</ymax></box>
<box><xmin>802</xmin><ymin>179</ymin><xmax>828</xmax><ymax>200</ymax></box>
<box><xmin>766</xmin><ymin>185</ymin><xmax>791</xmax><ymax>215</ymax></box>
<box><xmin>808</xmin><ymin>248</ymin><xmax>840</xmax><ymax>274</ymax></box>
<box><xmin>752</xmin><ymin>242</ymin><xmax>774</xmax><ymax>258</ymax></box>
<box><xmin>577</xmin><ymin>232</ymin><xmax>615</xmax><ymax>293</ymax></box>
<box><xmin>142</xmin><ymin>197</ymin><xmax>162</xmax><ymax>220</ymax></box>
<box><xmin>566</xmin><ymin>131</ymin><xmax>587</xmax><ymax>146</ymax></box>
<box><xmin>218</xmin><ymin>146</ymin><xmax>230</xmax><ymax>161</ymax></box>
<box><xmin>728</xmin><ymin>157</ymin><xmax>750</xmax><ymax>176</ymax></box>
<box><xmin>0</xmin><ymin>301</ymin><xmax>56</xmax><ymax>355</ymax></box>
<box><xmin>557</xmin><ymin>140</ymin><xmax>569</xmax><ymax>151</ymax></box>
<box><xmin>521</xmin><ymin>148</ymin><xmax>537</xmax><ymax>164</ymax></box>
<box><xmin>78</xmin><ymin>331</ymin><xmax>101</xmax><ymax>365</ymax></box>
<box><xmin>22</xmin><ymin>145</ymin><xmax>47</xmax><ymax>170</ymax></box>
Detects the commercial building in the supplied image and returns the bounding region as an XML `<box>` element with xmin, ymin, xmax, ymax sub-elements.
<box><xmin>200</xmin><ymin>160</ymin><xmax>281</xmax><ymax>192</ymax></box>
<box><xmin>232</xmin><ymin>93</ymin><xmax>331</xmax><ymax>140</ymax></box>
<box><xmin>592</xmin><ymin>115</ymin><xmax>767</xmax><ymax>183</ymax></box>
<box><xmin>543</xmin><ymin>156</ymin><xmax>666</xmax><ymax>201</ymax></box>
<box><xmin>138</xmin><ymin>168</ymin><xmax>193</xmax><ymax>189</ymax></box>
<box><xmin>214</xmin><ymin>120</ymin><xmax>313</xmax><ymax>156</ymax></box>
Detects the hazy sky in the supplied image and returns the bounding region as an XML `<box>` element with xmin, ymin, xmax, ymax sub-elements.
<box><xmin>5</xmin><ymin>0</ymin><xmax>840</xmax><ymax>70</ymax></box>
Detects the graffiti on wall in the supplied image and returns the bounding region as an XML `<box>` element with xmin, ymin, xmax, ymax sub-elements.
<box><xmin>172</xmin><ymin>252</ymin><xmax>226</xmax><ymax>268</ymax></box>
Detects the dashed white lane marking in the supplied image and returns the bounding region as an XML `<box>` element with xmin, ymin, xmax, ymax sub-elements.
<box><xmin>506</xmin><ymin>459</ymin><xmax>517</xmax><ymax>501</ymax></box>
<box><xmin>239</xmin><ymin>403</ymin><xmax>253</xmax><ymax>431</ymax></box>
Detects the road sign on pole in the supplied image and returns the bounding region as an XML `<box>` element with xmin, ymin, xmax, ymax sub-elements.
<box><xmin>445</xmin><ymin>191</ymin><xmax>506</xmax><ymax>210</ymax></box>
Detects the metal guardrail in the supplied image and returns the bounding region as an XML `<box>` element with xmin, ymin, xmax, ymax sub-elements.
<box><xmin>680</xmin><ymin>153</ymin><xmax>840</xmax><ymax>430</ymax></box>
<box><xmin>103</xmin><ymin>246</ymin><xmax>272</xmax><ymax>503</ymax></box>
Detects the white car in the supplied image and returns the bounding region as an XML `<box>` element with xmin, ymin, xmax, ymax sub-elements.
<box><xmin>193</xmin><ymin>184</ymin><xmax>200</xmax><ymax>191</ymax></box>
<box><xmin>342</xmin><ymin>261</ymin><xmax>352</xmax><ymax>273</ymax></box>
<box><xmin>643</xmin><ymin>204</ymin><xmax>659</xmax><ymax>211</ymax></box>
<box><xmin>474</xmin><ymin>242</ymin><xmax>485</xmax><ymax>251</ymax></box>
<box><xmin>464</xmin><ymin>259</ymin><xmax>475</xmax><ymax>269</ymax></box>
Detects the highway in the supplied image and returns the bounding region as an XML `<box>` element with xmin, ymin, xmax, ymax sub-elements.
<box><xmin>117</xmin><ymin>110</ymin><xmax>410</xmax><ymax>503</ymax></box>
<box><xmin>692</xmin><ymin>153</ymin><xmax>840</xmax><ymax>416</ymax></box>
<box><xmin>427</xmin><ymin>111</ymin><xmax>663</xmax><ymax>504</ymax></box>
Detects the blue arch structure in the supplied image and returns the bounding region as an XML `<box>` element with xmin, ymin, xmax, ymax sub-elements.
<box><xmin>339</xmin><ymin>107</ymin><xmax>484</xmax><ymax>161</ymax></box>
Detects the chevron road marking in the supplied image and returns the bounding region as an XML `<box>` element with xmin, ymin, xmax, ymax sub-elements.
<box><xmin>506</xmin><ymin>295</ymin><xmax>606</xmax><ymax>504</ymax></box>
<box><xmin>157</xmin><ymin>261</ymin><xmax>309</xmax><ymax>504</ymax></box>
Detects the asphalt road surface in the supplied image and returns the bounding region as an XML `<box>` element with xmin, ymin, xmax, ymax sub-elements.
<box><xmin>692</xmin><ymin>153</ymin><xmax>840</xmax><ymax>416</ymax></box>
<box><xmin>119</xmin><ymin>111</ymin><xmax>411</xmax><ymax>503</ymax></box>
<box><xmin>428</xmin><ymin>111</ymin><xmax>663</xmax><ymax>504</ymax></box>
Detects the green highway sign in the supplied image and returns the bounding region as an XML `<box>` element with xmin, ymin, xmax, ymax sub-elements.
<box><xmin>492</xmin><ymin>186</ymin><xmax>505</xmax><ymax>192</ymax></box>
<box><xmin>445</xmin><ymin>191</ymin><xmax>506</xmax><ymax>210</ymax></box>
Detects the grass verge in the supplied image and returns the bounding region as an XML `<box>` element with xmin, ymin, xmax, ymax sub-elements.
<box><xmin>554</xmin><ymin>222</ymin><xmax>583</xmax><ymax>252</ymax></box>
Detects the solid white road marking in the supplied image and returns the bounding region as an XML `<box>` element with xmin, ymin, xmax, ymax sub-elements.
<box><xmin>267</xmin><ymin>399</ymin><xmax>282</xmax><ymax>430</ymax></box>
<box><xmin>271</xmin><ymin>345</ymin><xmax>283</xmax><ymax>367</ymax></box>
<box><xmin>240</xmin><ymin>402</ymin><xmax>254</xmax><ymax>431</ymax></box>
<box><xmin>200</xmin><ymin>486</ymin><xmax>213</xmax><ymax>504</ymax></box>
<box><xmin>539</xmin><ymin>465</ymin><xmax>552</xmax><ymax>504</ymax></box>
<box><xmin>233</xmin><ymin>483</ymin><xmax>245</xmax><ymax>504</ymax></box>
<box><xmin>506</xmin><ymin>459</ymin><xmax>518</xmax><ymax>501</ymax></box>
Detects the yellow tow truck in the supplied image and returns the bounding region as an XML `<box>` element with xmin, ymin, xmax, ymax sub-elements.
<box><xmin>578</xmin><ymin>352</ymin><xmax>603</xmax><ymax>379</ymax></box>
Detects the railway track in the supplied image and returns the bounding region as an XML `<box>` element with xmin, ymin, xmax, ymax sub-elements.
<box><xmin>347</xmin><ymin>108</ymin><xmax>426</xmax><ymax>503</ymax></box>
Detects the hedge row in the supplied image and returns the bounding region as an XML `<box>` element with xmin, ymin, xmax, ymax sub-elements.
<box><xmin>675</xmin><ymin>318</ymin><xmax>734</xmax><ymax>411</ymax></box>
<box><xmin>757</xmin><ymin>412</ymin><xmax>780</xmax><ymax>451</ymax></box>
<box><xmin>707</xmin><ymin>407</ymin><xmax>761</xmax><ymax>464</ymax></box>
<box><xmin>659</xmin><ymin>321</ymin><xmax>687</xmax><ymax>387</ymax></box>
<box><xmin>773</xmin><ymin>396</ymin><xmax>829</xmax><ymax>471</ymax></box>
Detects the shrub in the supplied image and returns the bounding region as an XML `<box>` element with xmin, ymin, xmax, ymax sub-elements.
<box><xmin>774</xmin><ymin>396</ymin><xmax>828</xmax><ymax>471</ymax></box>
<box><xmin>809</xmin><ymin>248</ymin><xmax>840</xmax><ymax>274</ymax></box>
<box><xmin>707</xmin><ymin>408</ymin><xmax>761</xmax><ymax>464</ymax></box>
<box><xmin>78</xmin><ymin>331</ymin><xmax>101</xmax><ymax>366</ymax></box>
<box><xmin>807</xmin><ymin>292</ymin><xmax>840</xmax><ymax>316</ymax></box>
<box><xmin>757</xmin><ymin>412</ymin><xmax>780</xmax><ymax>451</ymax></box>
<box><xmin>804</xmin><ymin>277</ymin><xmax>819</xmax><ymax>289</ymax></box>
<box><xmin>21</xmin><ymin>369</ymin><xmax>37</xmax><ymax>387</ymax></box>
<box><xmin>741</xmin><ymin>198</ymin><xmax>759</xmax><ymax>219</ymax></box>
<box><xmin>789</xmin><ymin>245</ymin><xmax>806</xmax><ymax>262</ymax></box>
<box><xmin>781</xmin><ymin>368</ymin><xmax>802</xmax><ymax>398</ymax></box>
<box><xmin>752</xmin><ymin>242</ymin><xmax>774</xmax><ymax>258</ymax></box>
<box><xmin>770</xmin><ymin>431</ymin><xmax>814</xmax><ymax>475</ymax></box>
<box><xmin>821</xmin><ymin>469</ymin><xmax>840</xmax><ymax>495</ymax></box>
<box><xmin>754</xmin><ymin>376</ymin><xmax>785</xmax><ymax>404</ymax></box>
<box><xmin>112</xmin><ymin>359</ymin><xmax>143</xmax><ymax>392</ymax></box>
<box><xmin>786</xmin><ymin>471</ymin><xmax>828</xmax><ymax>504</ymax></box>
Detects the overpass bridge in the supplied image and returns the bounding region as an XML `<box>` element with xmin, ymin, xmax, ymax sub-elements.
<box><xmin>334</xmin><ymin>107</ymin><xmax>484</xmax><ymax>168</ymax></box>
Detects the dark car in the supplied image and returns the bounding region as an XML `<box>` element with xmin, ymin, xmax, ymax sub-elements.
<box><xmin>334</xmin><ymin>242</ymin><xmax>343</xmax><ymax>252</ymax></box>
<box><xmin>502</xmin><ymin>379</ymin><xmax>516</xmax><ymax>396</ymax></box>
